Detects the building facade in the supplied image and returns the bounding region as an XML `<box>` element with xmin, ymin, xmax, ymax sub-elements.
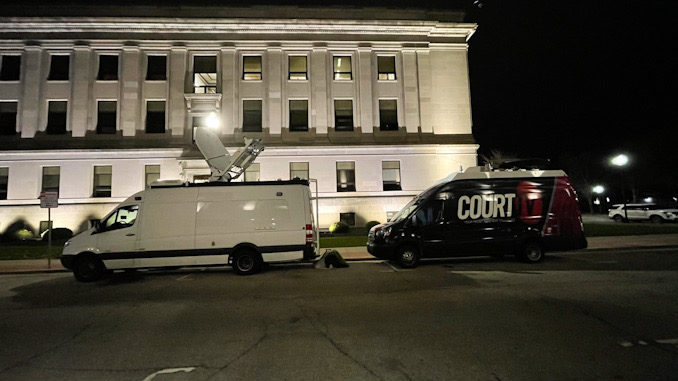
<box><xmin>0</xmin><ymin>7</ymin><xmax>477</xmax><ymax>235</ymax></box>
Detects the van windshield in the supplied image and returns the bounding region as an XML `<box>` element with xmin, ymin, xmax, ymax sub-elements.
<box><xmin>390</xmin><ymin>198</ymin><xmax>420</xmax><ymax>222</ymax></box>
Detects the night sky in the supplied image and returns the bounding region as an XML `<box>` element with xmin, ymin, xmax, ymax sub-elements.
<box><xmin>465</xmin><ymin>0</ymin><xmax>677</xmax><ymax>201</ymax></box>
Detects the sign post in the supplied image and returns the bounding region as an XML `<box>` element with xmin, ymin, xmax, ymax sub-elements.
<box><xmin>39</xmin><ymin>191</ymin><xmax>59</xmax><ymax>269</ymax></box>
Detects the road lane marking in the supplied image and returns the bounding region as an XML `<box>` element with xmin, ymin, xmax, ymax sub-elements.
<box><xmin>656</xmin><ymin>338</ymin><xmax>678</xmax><ymax>345</ymax></box>
<box><xmin>143</xmin><ymin>367</ymin><xmax>195</xmax><ymax>381</ymax></box>
<box><xmin>177</xmin><ymin>274</ymin><xmax>194</xmax><ymax>281</ymax></box>
<box><xmin>383</xmin><ymin>261</ymin><xmax>400</xmax><ymax>272</ymax></box>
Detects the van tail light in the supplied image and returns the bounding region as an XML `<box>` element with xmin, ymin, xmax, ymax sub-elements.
<box><xmin>306</xmin><ymin>224</ymin><xmax>314</xmax><ymax>244</ymax></box>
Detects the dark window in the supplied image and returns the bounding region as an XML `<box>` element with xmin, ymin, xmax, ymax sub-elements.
<box><xmin>382</xmin><ymin>161</ymin><xmax>401</xmax><ymax>191</ymax></box>
<box><xmin>0</xmin><ymin>167</ymin><xmax>8</xmax><ymax>200</ymax></box>
<box><xmin>146</xmin><ymin>56</ymin><xmax>167</xmax><ymax>80</ymax></box>
<box><xmin>243</xmin><ymin>100</ymin><xmax>262</xmax><ymax>132</ymax></box>
<box><xmin>0</xmin><ymin>56</ymin><xmax>21</xmax><ymax>81</ymax></box>
<box><xmin>46</xmin><ymin>101</ymin><xmax>67</xmax><ymax>135</ymax></box>
<box><xmin>145</xmin><ymin>165</ymin><xmax>160</xmax><ymax>189</ymax></box>
<box><xmin>336</xmin><ymin>161</ymin><xmax>356</xmax><ymax>192</ymax></box>
<box><xmin>413</xmin><ymin>200</ymin><xmax>444</xmax><ymax>227</ymax></box>
<box><xmin>97</xmin><ymin>101</ymin><xmax>117</xmax><ymax>134</ymax></box>
<box><xmin>289</xmin><ymin>56</ymin><xmax>307</xmax><ymax>80</ymax></box>
<box><xmin>42</xmin><ymin>166</ymin><xmax>60</xmax><ymax>195</ymax></box>
<box><xmin>289</xmin><ymin>100</ymin><xmax>308</xmax><ymax>131</ymax></box>
<box><xmin>193</xmin><ymin>56</ymin><xmax>217</xmax><ymax>93</ymax></box>
<box><xmin>97</xmin><ymin>55</ymin><xmax>118</xmax><ymax>80</ymax></box>
<box><xmin>378</xmin><ymin>56</ymin><xmax>396</xmax><ymax>80</ymax></box>
<box><xmin>145</xmin><ymin>101</ymin><xmax>166</xmax><ymax>133</ymax></box>
<box><xmin>379</xmin><ymin>99</ymin><xmax>398</xmax><ymax>131</ymax></box>
<box><xmin>333</xmin><ymin>56</ymin><xmax>352</xmax><ymax>80</ymax></box>
<box><xmin>290</xmin><ymin>162</ymin><xmax>309</xmax><ymax>180</ymax></box>
<box><xmin>0</xmin><ymin>102</ymin><xmax>18</xmax><ymax>136</ymax></box>
<box><xmin>93</xmin><ymin>166</ymin><xmax>112</xmax><ymax>198</ymax></box>
<box><xmin>334</xmin><ymin>100</ymin><xmax>354</xmax><ymax>131</ymax></box>
<box><xmin>243</xmin><ymin>56</ymin><xmax>262</xmax><ymax>80</ymax></box>
<box><xmin>48</xmin><ymin>55</ymin><xmax>70</xmax><ymax>81</ymax></box>
<box><xmin>340</xmin><ymin>212</ymin><xmax>356</xmax><ymax>227</ymax></box>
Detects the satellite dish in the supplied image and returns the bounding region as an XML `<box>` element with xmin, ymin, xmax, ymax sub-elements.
<box><xmin>194</xmin><ymin>127</ymin><xmax>265</xmax><ymax>182</ymax></box>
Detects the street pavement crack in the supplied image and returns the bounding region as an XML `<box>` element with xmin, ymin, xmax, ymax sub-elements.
<box><xmin>297</xmin><ymin>302</ymin><xmax>383</xmax><ymax>380</ymax></box>
<box><xmin>203</xmin><ymin>323</ymin><xmax>270</xmax><ymax>380</ymax></box>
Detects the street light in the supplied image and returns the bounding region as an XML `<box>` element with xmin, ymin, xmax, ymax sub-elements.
<box><xmin>592</xmin><ymin>185</ymin><xmax>605</xmax><ymax>214</ymax></box>
<box><xmin>611</xmin><ymin>154</ymin><xmax>629</xmax><ymax>221</ymax></box>
<box><xmin>206</xmin><ymin>112</ymin><xmax>220</xmax><ymax>130</ymax></box>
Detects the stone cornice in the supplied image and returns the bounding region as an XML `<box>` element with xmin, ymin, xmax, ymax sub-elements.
<box><xmin>0</xmin><ymin>18</ymin><xmax>477</xmax><ymax>41</ymax></box>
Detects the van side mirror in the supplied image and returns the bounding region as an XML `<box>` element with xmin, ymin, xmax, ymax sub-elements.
<box><xmin>93</xmin><ymin>220</ymin><xmax>101</xmax><ymax>232</ymax></box>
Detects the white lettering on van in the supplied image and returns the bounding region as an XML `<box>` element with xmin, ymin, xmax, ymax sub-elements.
<box><xmin>457</xmin><ymin>193</ymin><xmax>516</xmax><ymax>220</ymax></box>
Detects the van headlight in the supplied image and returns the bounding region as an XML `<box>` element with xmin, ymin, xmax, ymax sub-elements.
<box><xmin>376</xmin><ymin>226</ymin><xmax>392</xmax><ymax>240</ymax></box>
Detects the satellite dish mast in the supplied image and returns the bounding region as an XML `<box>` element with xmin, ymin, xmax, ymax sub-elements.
<box><xmin>194</xmin><ymin>126</ymin><xmax>265</xmax><ymax>182</ymax></box>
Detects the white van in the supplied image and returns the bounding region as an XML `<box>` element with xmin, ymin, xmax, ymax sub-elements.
<box><xmin>61</xmin><ymin>179</ymin><xmax>316</xmax><ymax>281</ymax></box>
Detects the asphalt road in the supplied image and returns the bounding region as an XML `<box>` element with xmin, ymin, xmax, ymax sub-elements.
<box><xmin>1</xmin><ymin>248</ymin><xmax>678</xmax><ymax>381</ymax></box>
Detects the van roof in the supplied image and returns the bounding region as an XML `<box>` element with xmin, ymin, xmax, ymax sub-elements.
<box><xmin>433</xmin><ymin>166</ymin><xmax>567</xmax><ymax>186</ymax></box>
<box><xmin>150</xmin><ymin>179</ymin><xmax>310</xmax><ymax>188</ymax></box>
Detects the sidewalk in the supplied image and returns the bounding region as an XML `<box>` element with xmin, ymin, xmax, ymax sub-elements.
<box><xmin>2</xmin><ymin>234</ymin><xmax>678</xmax><ymax>274</ymax></box>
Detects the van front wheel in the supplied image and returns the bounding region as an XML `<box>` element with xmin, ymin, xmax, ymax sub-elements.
<box><xmin>232</xmin><ymin>249</ymin><xmax>262</xmax><ymax>276</ymax></box>
<box><xmin>73</xmin><ymin>255</ymin><xmax>105</xmax><ymax>282</ymax></box>
<box><xmin>518</xmin><ymin>241</ymin><xmax>544</xmax><ymax>263</ymax></box>
<box><xmin>395</xmin><ymin>245</ymin><xmax>419</xmax><ymax>268</ymax></box>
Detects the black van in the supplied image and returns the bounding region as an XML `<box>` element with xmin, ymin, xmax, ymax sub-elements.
<box><xmin>367</xmin><ymin>166</ymin><xmax>587</xmax><ymax>267</ymax></box>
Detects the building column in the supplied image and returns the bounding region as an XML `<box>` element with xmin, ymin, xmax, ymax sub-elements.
<box><xmin>267</xmin><ymin>48</ymin><xmax>282</xmax><ymax>135</ymax></box>
<box><xmin>20</xmin><ymin>47</ymin><xmax>42</xmax><ymax>138</ymax></box>
<box><xmin>168</xmin><ymin>48</ymin><xmax>187</xmax><ymax>136</ymax></box>
<box><xmin>70</xmin><ymin>45</ymin><xmax>92</xmax><ymax>137</ymax></box>
<box><xmin>357</xmin><ymin>47</ymin><xmax>374</xmax><ymax>133</ymax></box>
<box><xmin>120</xmin><ymin>46</ymin><xmax>141</xmax><ymax>136</ymax></box>
<box><xmin>416</xmin><ymin>49</ymin><xmax>433</xmax><ymax>134</ymax></box>
<box><xmin>311</xmin><ymin>48</ymin><xmax>328</xmax><ymax>133</ymax></box>
<box><xmin>402</xmin><ymin>49</ymin><xmax>420</xmax><ymax>134</ymax></box>
<box><xmin>220</xmin><ymin>47</ymin><xmax>236</xmax><ymax>135</ymax></box>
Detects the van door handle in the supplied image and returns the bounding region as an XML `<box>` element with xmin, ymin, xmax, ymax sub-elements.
<box><xmin>126</xmin><ymin>233</ymin><xmax>136</xmax><ymax>237</ymax></box>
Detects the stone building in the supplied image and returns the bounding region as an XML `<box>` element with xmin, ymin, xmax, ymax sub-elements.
<box><xmin>0</xmin><ymin>5</ymin><xmax>477</xmax><ymax>235</ymax></box>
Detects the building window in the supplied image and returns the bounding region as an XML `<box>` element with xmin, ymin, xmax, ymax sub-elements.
<box><xmin>382</xmin><ymin>161</ymin><xmax>402</xmax><ymax>191</ymax></box>
<box><xmin>336</xmin><ymin>161</ymin><xmax>356</xmax><ymax>192</ymax></box>
<box><xmin>242</xmin><ymin>100</ymin><xmax>262</xmax><ymax>132</ymax></box>
<box><xmin>289</xmin><ymin>56</ymin><xmax>307</xmax><ymax>80</ymax></box>
<box><xmin>290</xmin><ymin>162</ymin><xmax>309</xmax><ymax>180</ymax></box>
<box><xmin>146</xmin><ymin>101</ymin><xmax>166</xmax><ymax>134</ymax></box>
<box><xmin>340</xmin><ymin>212</ymin><xmax>356</xmax><ymax>227</ymax></box>
<box><xmin>97</xmin><ymin>101</ymin><xmax>117</xmax><ymax>134</ymax></box>
<box><xmin>46</xmin><ymin>101</ymin><xmax>67</xmax><ymax>135</ymax></box>
<box><xmin>145</xmin><ymin>165</ymin><xmax>160</xmax><ymax>189</ymax></box>
<box><xmin>0</xmin><ymin>102</ymin><xmax>18</xmax><ymax>136</ymax></box>
<box><xmin>243</xmin><ymin>56</ymin><xmax>262</xmax><ymax>80</ymax></box>
<box><xmin>93</xmin><ymin>166</ymin><xmax>112</xmax><ymax>198</ymax></box>
<box><xmin>334</xmin><ymin>100</ymin><xmax>353</xmax><ymax>131</ymax></box>
<box><xmin>48</xmin><ymin>55</ymin><xmax>69</xmax><ymax>81</ymax></box>
<box><xmin>378</xmin><ymin>56</ymin><xmax>396</xmax><ymax>80</ymax></box>
<box><xmin>97</xmin><ymin>55</ymin><xmax>118</xmax><ymax>81</ymax></box>
<box><xmin>0</xmin><ymin>167</ymin><xmax>8</xmax><ymax>200</ymax></box>
<box><xmin>146</xmin><ymin>55</ymin><xmax>167</xmax><ymax>81</ymax></box>
<box><xmin>379</xmin><ymin>100</ymin><xmax>398</xmax><ymax>131</ymax></box>
<box><xmin>289</xmin><ymin>100</ymin><xmax>308</xmax><ymax>132</ymax></box>
<box><xmin>333</xmin><ymin>56</ymin><xmax>352</xmax><ymax>80</ymax></box>
<box><xmin>0</xmin><ymin>55</ymin><xmax>21</xmax><ymax>81</ymax></box>
<box><xmin>193</xmin><ymin>56</ymin><xmax>217</xmax><ymax>93</ymax></box>
<box><xmin>42</xmin><ymin>166</ymin><xmax>60</xmax><ymax>195</ymax></box>
<box><xmin>244</xmin><ymin>163</ymin><xmax>260</xmax><ymax>182</ymax></box>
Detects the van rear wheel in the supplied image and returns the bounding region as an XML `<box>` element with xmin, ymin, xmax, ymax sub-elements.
<box><xmin>517</xmin><ymin>240</ymin><xmax>544</xmax><ymax>263</ymax></box>
<box><xmin>395</xmin><ymin>245</ymin><xmax>419</xmax><ymax>268</ymax></box>
<box><xmin>73</xmin><ymin>255</ymin><xmax>105</xmax><ymax>282</ymax></box>
<box><xmin>232</xmin><ymin>249</ymin><xmax>262</xmax><ymax>276</ymax></box>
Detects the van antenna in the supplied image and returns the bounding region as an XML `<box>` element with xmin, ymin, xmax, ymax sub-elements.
<box><xmin>194</xmin><ymin>127</ymin><xmax>265</xmax><ymax>182</ymax></box>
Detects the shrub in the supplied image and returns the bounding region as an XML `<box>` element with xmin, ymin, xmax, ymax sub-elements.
<box><xmin>365</xmin><ymin>221</ymin><xmax>381</xmax><ymax>230</ymax></box>
<box><xmin>41</xmin><ymin>228</ymin><xmax>74</xmax><ymax>242</ymax></box>
<box><xmin>12</xmin><ymin>229</ymin><xmax>35</xmax><ymax>241</ymax></box>
<box><xmin>329</xmin><ymin>221</ymin><xmax>350</xmax><ymax>234</ymax></box>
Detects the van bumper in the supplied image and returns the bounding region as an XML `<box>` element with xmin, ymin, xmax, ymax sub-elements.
<box><xmin>367</xmin><ymin>241</ymin><xmax>395</xmax><ymax>260</ymax></box>
<box><xmin>61</xmin><ymin>255</ymin><xmax>75</xmax><ymax>270</ymax></box>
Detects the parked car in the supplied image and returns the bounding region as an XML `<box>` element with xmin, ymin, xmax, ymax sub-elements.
<box><xmin>608</xmin><ymin>203</ymin><xmax>678</xmax><ymax>223</ymax></box>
